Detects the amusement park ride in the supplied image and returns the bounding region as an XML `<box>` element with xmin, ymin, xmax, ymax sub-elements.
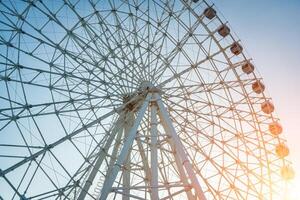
<box><xmin>0</xmin><ymin>0</ymin><xmax>294</xmax><ymax>199</ymax></box>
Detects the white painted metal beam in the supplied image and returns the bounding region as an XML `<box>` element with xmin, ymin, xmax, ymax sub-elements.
<box><xmin>155</xmin><ymin>93</ymin><xmax>207</xmax><ymax>200</ymax></box>
<box><xmin>99</xmin><ymin>94</ymin><xmax>152</xmax><ymax>200</ymax></box>
<box><xmin>77</xmin><ymin>113</ymin><xmax>125</xmax><ymax>199</ymax></box>
<box><xmin>150</xmin><ymin>100</ymin><xmax>159</xmax><ymax>200</ymax></box>
<box><xmin>153</xmin><ymin>97</ymin><xmax>195</xmax><ymax>200</ymax></box>
<box><xmin>123</xmin><ymin>111</ymin><xmax>134</xmax><ymax>200</ymax></box>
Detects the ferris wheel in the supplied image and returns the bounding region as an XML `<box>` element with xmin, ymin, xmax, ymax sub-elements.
<box><xmin>0</xmin><ymin>0</ymin><xmax>295</xmax><ymax>199</ymax></box>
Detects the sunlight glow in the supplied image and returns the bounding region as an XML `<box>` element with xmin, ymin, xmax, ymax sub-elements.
<box><xmin>285</xmin><ymin>175</ymin><xmax>299</xmax><ymax>200</ymax></box>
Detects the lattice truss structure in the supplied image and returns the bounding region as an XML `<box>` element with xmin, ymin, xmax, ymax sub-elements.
<box><xmin>0</xmin><ymin>0</ymin><xmax>294</xmax><ymax>200</ymax></box>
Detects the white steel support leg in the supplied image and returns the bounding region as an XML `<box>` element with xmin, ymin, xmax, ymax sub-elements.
<box><xmin>150</xmin><ymin>101</ymin><xmax>159</xmax><ymax>200</ymax></box>
<box><xmin>99</xmin><ymin>94</ymin><xmax>152</xmax><ymax>200</ymax></box>
<box><xmin>166</xmin><ymin>141</ymin><xmax>196</xmax><ymax>200</ymax></box>
<box><xmin>107</xmin><ymin>123</ymin><xmax>124</xmax><ymax>175</ymax></box>
<box><xmin>152</xmin><ymin>102</ymin><xmax>195</xmax><ymax>200</ymax></box>
<box><xmin>123</xmin><ymin>111</ymin><xmax>134</xmax><ymax>200</ymax></box>
<box><xmin>155</xmin><ymin>94</ymin><xmax>207</xmax><ymax>200</ymax></box>
<box><xmin>77</xmin><ymin>113</ymin><xmax>124</xmax><ymax>200</ymax></box>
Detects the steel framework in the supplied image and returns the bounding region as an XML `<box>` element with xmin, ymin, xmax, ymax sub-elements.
<box><xmin>0</xmin><ymin>0</ymin><xmax>293</xmax><ymax>199</ymax></box>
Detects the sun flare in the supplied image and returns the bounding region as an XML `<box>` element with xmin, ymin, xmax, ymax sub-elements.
<box><xmin>284</xmin><ymin>175</ymin><xmax>300</xmax><ymax>200</ymax></box>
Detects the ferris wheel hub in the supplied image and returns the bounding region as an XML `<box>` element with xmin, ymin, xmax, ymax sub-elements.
<box><xmin>138</xmin><ymin>81</ymin><xmax>162</xmax><ymax>93</ymax></box>
<box><xmin>121</xmin><ymin>82</ymin><xmax>161</xmax><ymax>112</ymax></box>
<box><xmin>138</xmin><ymin>81</ymin><xmax>154</xmax><ymax>91</ymax></box>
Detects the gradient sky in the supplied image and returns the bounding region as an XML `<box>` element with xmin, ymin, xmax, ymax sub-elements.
<box><xmin>0</xmin><ymin>0</ymin><xmax>299</xmax><ymax>199</ymax></box>
<box><xmin>211</xmin><ymin>0</ymin><xmax>300</xmax><ymax>198</ymax></box>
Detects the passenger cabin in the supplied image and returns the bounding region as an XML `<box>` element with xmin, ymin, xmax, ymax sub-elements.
<box><xmin>218</xmin><ymin>24</ymin><xmax>230</xmax><ymax>37</ymax></box>
<box><xmin>281</xmin><ymin>165</ymin><xmax>295</xmax><ymax>180</ymax></box>
<box><xmin>203</xmin><ymin>7</ymin><xmax>216</xmax><ymax>19</ymax></box>
<box><xmin>230</xmin><ymin>42</ymin><xmax>243</xmax><ymax>55</ymax></box>
<box><xmin>261</xmin><ymin>101</ymin><xmax>274</xmax><ymax>114</ymax></box>
<box><xmin>269</xmin><ymin>122</ymin><xmax>283</xmax><ymax>136</ymax></box>
<box><xmin>242</xmin><ymin>62</ymin><xmax>255</xmax><ymax>74</ymax></box>
<box><xmin>252</xmin><ymin>81</ymin><xmax>265</xmax><ymax>94</ymax></box>
<box><xmin>275</xmin><ymin>143</ymin><xmax>289</xmax><ymax>158</ymax></box>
